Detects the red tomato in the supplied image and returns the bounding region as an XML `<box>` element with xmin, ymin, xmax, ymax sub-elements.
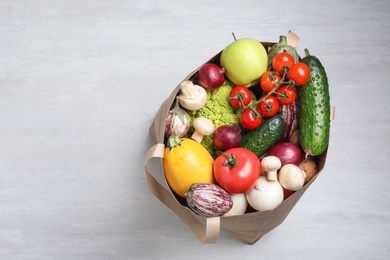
<box><xmin>257</xmin><ymin>95</ymin><xmax>280</xmax><ymax>117</ymax></box>
<box><xmin>283</xmin><ymin>188</ymin><xmax>295</xmax><ymax>200</ymax></box>
<box><xmin>275</xmin><ymin>85</ymin><xmax>297</xmax><ymax>105</ymax></box>
<box><xmin>213</xmin><ymin>147</ymin><xmax>261</xmax><ymax>194</ymax></box>
<box><xmin>229</xmin><ymin>85</ymin><xmax>252</xmax><ymax>108</ymax></box>
<box><xmin>286</xmin><ymin>62</ymin><xmax>311</xmax><ymax>86</ymax></box>
<box><xmin>260</xmin><ymin>71</ymin><xmax>281</xmax><ymax>93</ymax></box>
<box><xmin>272</xmin><ymin>52</ymin><xmax>295</xmax><ymax>75</ymax></box>
<box><xmin>240</xmin><ymin>108</ymin><xmax>262</xmax><ymax>129</ymax></box>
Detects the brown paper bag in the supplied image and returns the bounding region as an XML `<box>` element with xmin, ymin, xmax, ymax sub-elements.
<box><xmin>143</xmin><ymin>32</ymin><xmax>333</xmax><ymax>244</ymax></box>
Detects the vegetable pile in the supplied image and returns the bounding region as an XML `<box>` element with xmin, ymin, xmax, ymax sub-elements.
<box><xmin>162</xmin><ymin>33</ymin><xmax>330</xmax><ymax>217</ymax></box>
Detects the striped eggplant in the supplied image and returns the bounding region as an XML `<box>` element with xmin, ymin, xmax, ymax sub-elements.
<box><xmin>184</xmin><ymin>183</ymin><xmax>233</xmax><ymax>217</ymax></box>
<box><xmin>267</xmin><ymin>35</ymin><xmax>300</xmax><ymax>68</ymax></box>
<box><xmin>280</xmin><ymin>100</ymin><xmax>299</xmax><ymax>141</ymax></box>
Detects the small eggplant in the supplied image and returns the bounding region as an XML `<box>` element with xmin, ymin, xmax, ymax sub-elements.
<box><xmin>185</xmin><ymin>183</ymin><xmax>233</xmax><ymax>217</ymax></box>
<box><xmin>268</xmin><ymin>35</ymin><xmax>300</xmax><ymax>68</ymax></box>
<box><xmin>280</xmin><ymin>100</ymin><xmax>299</xmax><ymax>141</ymax></box>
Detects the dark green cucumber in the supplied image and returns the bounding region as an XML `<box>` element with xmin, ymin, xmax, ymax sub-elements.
<box><xmin>298</xmin><ymin>49</ymin><xmax>330</xmax><ymax>156</ymax></box>
<box><xmin>240</xmin><ymin>114</ymin><xmax>285</xmax><ymax>157</ymax></box>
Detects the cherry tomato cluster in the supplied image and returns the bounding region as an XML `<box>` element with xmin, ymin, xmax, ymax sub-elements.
<box><xmin>229</xmin><ymin>85</ymin><xmax>262</xmax><ymax>129</ymax></box>
<box><xmin>229</xmin><ymin>52</ymin><xmax>311</xmax><ymax>130</ymax></box>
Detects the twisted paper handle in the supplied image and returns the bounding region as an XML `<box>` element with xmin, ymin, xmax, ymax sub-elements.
<box><xmin>143</xmin><ymin>143</ymin><xmax>220</xmax><ymax>244</ymax></box>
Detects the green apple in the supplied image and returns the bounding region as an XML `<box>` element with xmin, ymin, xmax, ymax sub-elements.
<box><xmin>220</xmin><ymin>38</ymin><xmax>268</xmax><ymax>87</ymax></box>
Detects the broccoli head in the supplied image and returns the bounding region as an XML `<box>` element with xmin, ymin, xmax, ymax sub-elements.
<box><xmin>186</xmin><ymin>80</ymin><xmax>256</xmax><ymax>157</ymax></box>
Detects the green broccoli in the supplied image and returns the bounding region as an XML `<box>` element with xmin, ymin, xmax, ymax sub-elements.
<box><xmin>186</xmin><ymin>80</ymin><xmax>256</xmax><ymax>158</ymax></box>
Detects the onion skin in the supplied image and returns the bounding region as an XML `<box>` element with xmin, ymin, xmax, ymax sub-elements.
<box><xmin>266</xmin><ymin>142</ymin><xmax>304</xmax><ymax>166</ymax></box>
<box><xmin>246</xmin><ymin>176</ymin><xmax>283</xmax><ymax>211</ymax></box>
<box><xmin>223</xmin><ymin>193</ymin><xmax>247</xmax><ymax>216</ymax></box>
<box><xmin>213</xmin><ymin>124</ymin><xmax>242</xmax><ymax>151</ymax></box>
<box><xmin>197</xmin><ymin>63</ymin><xmax>225</xmax><ymax>90</ymax></box>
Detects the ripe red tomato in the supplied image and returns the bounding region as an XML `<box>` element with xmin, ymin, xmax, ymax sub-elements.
<box><xmin>272</xmin><ymin>52</ymin><xmax>295</xmax><ymax>75</ymax></box>
<box><xmin>286</xmin><ymin>62</ymin><xmax>311</xmax><ymax>86</ymax></box>
<box><xmin>275</xmin><ymin>85</ymin><xmax>297</xmax><ymax>105</ymax></box>
<box><xmin>240</xmin><ymin>108</ymin><xmax>262</xmax><ymax>129</ymax></box>
<box><xmin>229</xmin><ymin>85</ymin><xmax>252</xmax><ymax>108</ymax></box>
<box><xmin>260</xmin><ymin>71</ymin><xmax>281</xmax><ymax>93</ymax></box>
<box><xmin>283</xmin><ymin>188</ymin><xmax>295</xmax><ymax>200</ymax></box>
<box><xmin>257</xmin><ymin>95</ymin><xmax>280</xmax><ymax>117</ymax></box>
<box><xmin>213</xmin><ymin>147</ymin><xmax>261</xmax><ymax>194</ymax></box>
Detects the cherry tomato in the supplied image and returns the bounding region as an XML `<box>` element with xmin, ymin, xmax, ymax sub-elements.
<box><xmin>286</xmin><ymin>62</ymin><xmax>311</xmax><ymax>86</ymax></box>
<box><xmin>272</xmin><ymin>52</ymin><xmax>295</xmax><ymax>75</ymax></box>
<box><xmin>229</xmin><ymin>85</ymin><xmax>252</xmax><ymax>108</ymax></box>
<box><xmin>213</xmin><ymin>147</ymin><xmax>261</xmax><ymax>194</ymax></box>
<box><xmin>257</xmin><ymin>95</ymin><xmax>280</xmax><ymax>117</ymax></box>
<box><xmin>260</xmin><ymin>71</ymin><xmax>281</xmax><ymax>93</ymax></box>
<box><xmin>283</xmin><ymin>188</ymin><xmax>295</xmax><ymax>200</ymax></box>
<box><xmin>240</xmin><ymin>108</ymin><xmax>262</xmax><ymax>129</ymax></box>
<box><xmin>275</xmin><ymin>85</ymin><xmax>297</xmax><ymax>105</ymax></box>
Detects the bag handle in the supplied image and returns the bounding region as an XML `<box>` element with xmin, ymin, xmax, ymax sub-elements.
<box><xmin>287</xmin><ymin>30</ymin><xmax>300</xmax><ymax>47</ymax></box>
<box><xmin>143</xmin><ymin>143</ymin><xmax>221</xmax><ymax>244</ymax></box>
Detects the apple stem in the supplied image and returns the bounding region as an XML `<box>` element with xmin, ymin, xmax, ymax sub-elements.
<box><xmin>231</xmin><ymin>32</ymin><xmax>237</xmax><ymax>41</ymax></box>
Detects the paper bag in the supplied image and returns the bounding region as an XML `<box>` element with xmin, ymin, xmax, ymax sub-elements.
<box><xmin>143</xmin><ymin>32</ymin><xmax>333</xmax><ymax>244</ymax></box>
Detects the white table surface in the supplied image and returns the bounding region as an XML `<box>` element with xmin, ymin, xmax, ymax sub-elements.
<box><xmin>1</xmin><ymin>0</ymin><xmax>389</xmax><ymax>259</ymax></box>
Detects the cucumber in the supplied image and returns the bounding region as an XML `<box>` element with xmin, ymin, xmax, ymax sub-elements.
<box><xmin>298</xmin><ymin>49</ymin><xmax>330</xmax><ymax>156</ymax></box>
<box><xmin>240</xmin><ymin>114</ymin><xmax>285</xmax><ymax>157</ymax></box>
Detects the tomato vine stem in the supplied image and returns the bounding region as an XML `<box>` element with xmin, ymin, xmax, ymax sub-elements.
<box><xmin>239</xmin><ymin>68</ymin><xmax>295</xmax><ymax>112</ymax></box>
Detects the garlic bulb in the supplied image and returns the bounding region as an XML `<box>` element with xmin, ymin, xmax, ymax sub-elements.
<box><xmin>164</xmin><ymin>97</ymin><xmax>190</xmax><ymax>138</ymax></box>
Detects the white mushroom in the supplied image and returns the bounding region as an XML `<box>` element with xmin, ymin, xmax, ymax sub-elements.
<box><xmin>191</xmin><ymin>117</ymin><xmax>214</xmax><ymax>143</ymax></box>
<box><xmin>278</xmin><ymin>164</ymin><xmax>306</xmax><ymax>191</ymax></box>
<box><xmin>177</xmin><ymin>80</ymin><xmax>208</xmax><ymax>111</ymax></box>
<box><xmin>261</xmin><ymin>156</ymin><xmax>282</xmax><ymax>181</ymax></box>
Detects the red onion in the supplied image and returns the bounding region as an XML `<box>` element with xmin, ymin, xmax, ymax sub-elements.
<box><xmin>196</xmin><ymin>63</ymin><xmax>225</xmax><ymax>90</ymax></box>
<box><xmin>213</xmin><ymin>124</ymin><xmax>241</xmax><ymax>151</ymax></box>
<box><xmin>266</xmin><ymin>142</ymin><xmax>304</xmax><ymax>166</ymax></box>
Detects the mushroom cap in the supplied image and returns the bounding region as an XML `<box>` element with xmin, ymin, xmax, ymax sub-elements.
<box><xmin>278</xmin><ymin>164</ymin><xmax>306</xmax><ymax>191</ymax></box>
<box><xmin>261</xmin><ymin>156</ymin><xmax>282</xmax><ymax>170</ymax></box>
<box><xmin>193</xmin><ymin>117</ymin><xmax>214</xmax><ymax>135</ymax></box>
<box><xmin>178</xmin><ymin>81</ymin><xmax>208</xmax><ymax>111</ymax></box>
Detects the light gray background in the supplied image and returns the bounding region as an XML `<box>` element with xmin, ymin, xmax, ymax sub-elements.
<box><xmin>1</xmin><ymin>0</ymin><xmax>389</xmax><ymax>259</ymax></box>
